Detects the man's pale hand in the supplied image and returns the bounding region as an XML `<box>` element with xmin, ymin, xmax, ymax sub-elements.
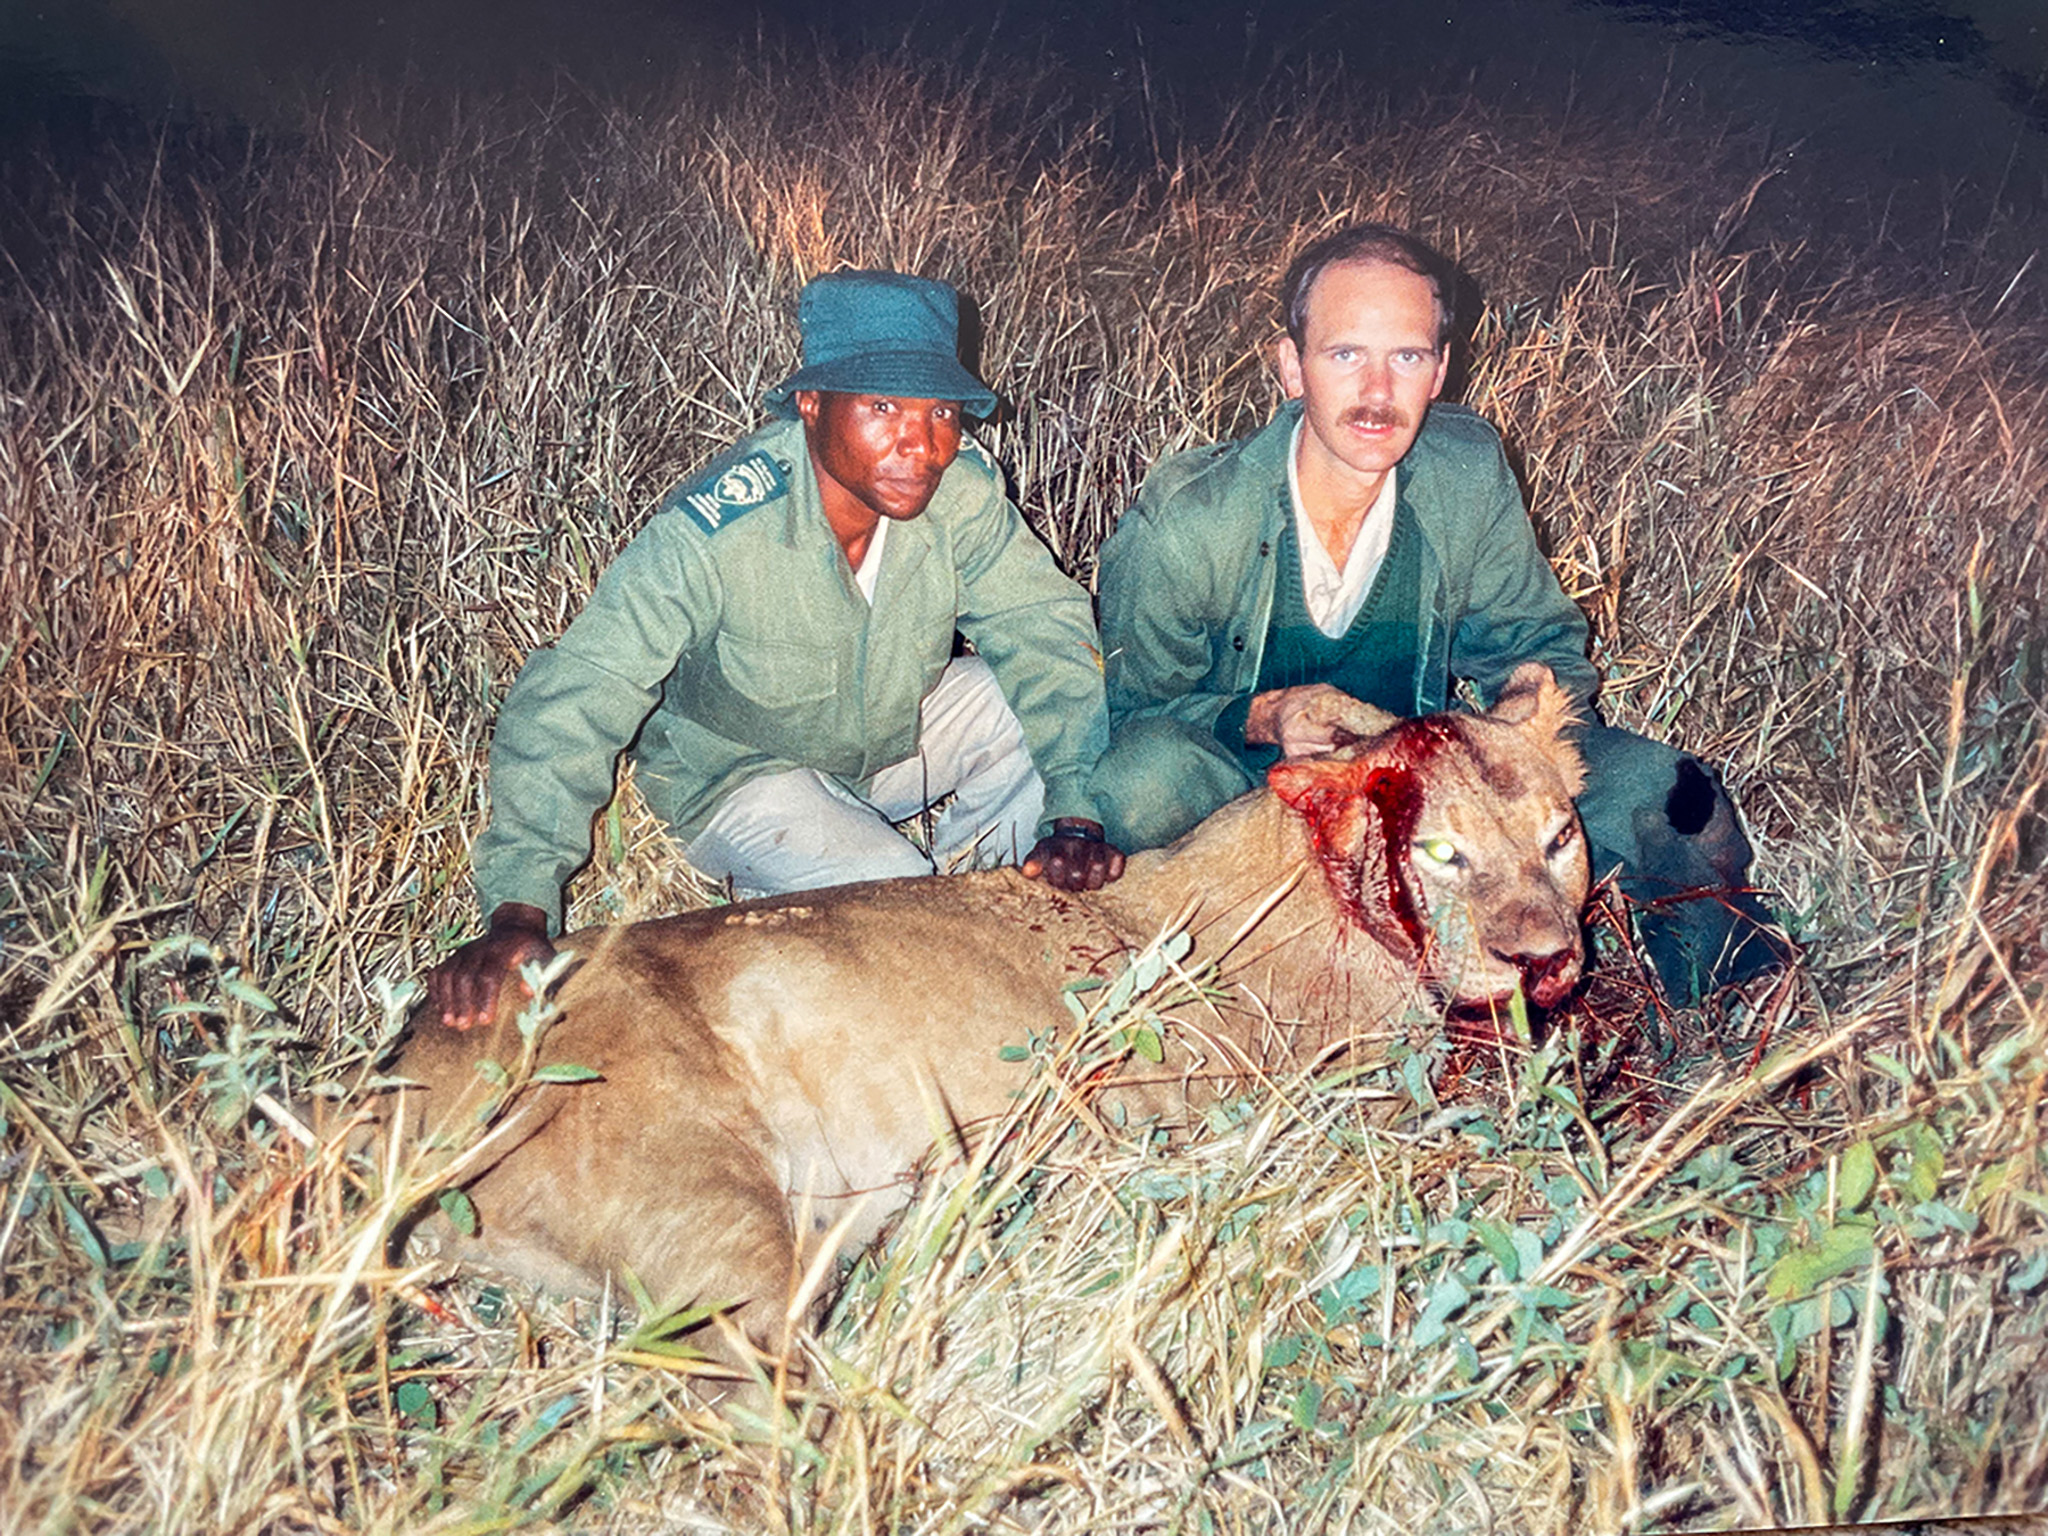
<box><xmin>424</xmin><ymin>902</ymin><xmax>556</xmax><ymax>1031</ymax></box>
<box><xmin>1244</xmin><ymin>684</ymin><xmax>1390</xmax><ymax>758</ymax></box>
<box><xmin>1021</xmin><ymin>818</ymin><xmax>1126</xmax><ymax>891</ymax></box>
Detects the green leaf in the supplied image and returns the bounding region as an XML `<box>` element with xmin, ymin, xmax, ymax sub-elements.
<box><xmin>618</xmin><ymin>1267</ymin><xmax>658</xmax><ymax>1316</ymax></box>
<box><xmin>56</xmin><ymin>1189</ymin><xmax>110</xmax><ymax>1268</ymax></box>
<box><xmin>513</xmin><ymin>949</ymin><xmax>579</xmax><ymax>1042</ymax></box>
<box><xmin>1097</xmin><ymin>969</ymin><xmax>1138</xmax><ymax>1016</ymax></box>
<box><xmin>1128</xmin><ymin>1024</ymin><xmax>1164</xmax><ymax>1064</ymax></box>
<box><xmin>2006</xmin><ymin>1248</ymin><xmax>2048</xmax><ymax>1295</ymax></box>
<box><xmin>1765</xmin><ymin>1220</ymin><xmax>1873</xmax><ymax>1300</ymax></box>
<box><xmin>1411</xmin><ymin>1276</ymin><xmax>1472</xmax><ymax>1347</ymax></box>
<box><xmin>474</xmin><ymin>1285</ymin><xmax>507</xmax><ymax>1325</ymax></box>
<box><xmin>142</xmin><ymin>934</ymin><xmax>217</xmax><ymax>968</ymax></box>
<box><xmin>1982</xmin><ymin>1033</ymin><xmax>2028</xmax><ymax>1082</ymax></box>
<box><xmin>1263</xmin><ymin>1333</ymin><xmax>1306</xmax><ymax>1369</ymax></box>
<box><xmin>1400</xmin><ymin>1053</ymin><xmax>1439</xmax><ymax>1115</ymax></box>
<box><xmin>1453</xmin><ymin>1334</ymin><xmax>1481</xmax><ymax>1380</ymax></box>
<box><xmin>1904</xmin><ymin>1124</ymin><xmax>1945</xmax><ymax>1204</ymax></box>
<box><xmin>1839</xmin><ymin>1140</ymin><xmax>1878</xmax><ymax>1212</ymax></box>
<box><xmin>437</xmin><ymin>1188</ymin><xmax>479</xmax><ymax>1237</ymax></box>
<box><xmin>156</xmin><ymin>1001</ymin><xmax>225</xmax><ymax>1019</ymax></box>
<box><xmin>1474</xmin><ymin>1220</ymin><xmax>1521</xmax><ymax>1280</ymax></box>
<box><xmin>1540</xmin><ymin>1081</ymin><xmax>1582</xmax><ymax>1113</ymax></box>
<box><xmin>1127</xmin><ymin>948</ymin><xmax>1168</xmax><ymax>993</ymax></box>
<box><xmin>1319</xmin><ymin>1264</ymin><xmax>1382</xmax><ymax>1324</ymax></box>
<box><xmin>1787</xmin><ymin>1294</ymin><xmax>1827</xmax><ymax>1341</ymax></box>
<box><xmin>218</xmin><ymin>970</ymin><xmax>280</xmax><ymax>1014</ymax></box>
<box><xmin>395</xmin><ymin>1378</ymin><xmax>436</xmax><ymax>1427</ymax></box>
<box><xmin>371</xmin><ymin>973</ymin><xmax>423</xmax><ymax>1024</ymax></box>
<box><xmin>1130</xmin><ymin>1171</ymin><xmax>1189</xmax><ymax>1201</ymax></box>
<box><xmin>1290</xmin><ymin>1380</ymin><xmax>1323</xmax><ymax>1429</ymax></box>
<box><xmin>998</xmin><ymin>1044</ymin><xmax>1031</xmax><ymax>1062</ymax></box>
<box><xmin>531</xmin><ymin>1062</ymin><xmax>600</xmax><ymax>1084</ymax></box>
<box><xmin>1680</xmin><ymin>1145</ymin><xmax>1741</xmax><ymax>1192</ymax></box>
<box><xmin>1905</xmin><ymin>1199</ymin><xmax>1977</xmax><ymax>1236</ymax></box>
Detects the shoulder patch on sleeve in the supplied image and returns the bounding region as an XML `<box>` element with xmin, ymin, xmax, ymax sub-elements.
<box><xmin>670</xmin><ymin>449</ymin><xmax>789</xmax><ymax>534</ymax></box>
<box><xmin>951</xmin><ymin>431</ymin><xmax>1004</xmax><ymax>485</ymax></box>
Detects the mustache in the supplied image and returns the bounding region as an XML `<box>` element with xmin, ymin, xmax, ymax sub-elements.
<box><xmin>1340</xmin><ymin>405</ymin><xmax>1409</xmax><ymax>431</ymax></box>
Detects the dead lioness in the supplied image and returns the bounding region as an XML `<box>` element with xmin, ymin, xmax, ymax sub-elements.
<box><xmin>385</xmin><ymin>664</ymin><xmax>1590</xmax><ymax>1353</ymax></box>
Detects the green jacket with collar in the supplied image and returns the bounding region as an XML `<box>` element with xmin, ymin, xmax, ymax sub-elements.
<box><xmin>474</xmin><ymin>415</ymin><xmax>1109</xmax><ymax>931</ymax></box>
<box><xmin>1097</xmin><ymin>399</ymin><xmax>1598</xmax><ymax>738</ymax></box>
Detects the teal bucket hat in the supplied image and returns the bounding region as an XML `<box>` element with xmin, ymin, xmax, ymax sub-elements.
<box><xmin>761</xmin><ymin>271</ymin><xmax>1000</xmax><ymax>420</ymax></box>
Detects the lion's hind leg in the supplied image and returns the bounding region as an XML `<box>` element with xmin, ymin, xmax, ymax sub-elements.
<box><xmin>494</xmin><ymin>1053</ymin><xmax>810</xmax><ymax>1396</ymax></box>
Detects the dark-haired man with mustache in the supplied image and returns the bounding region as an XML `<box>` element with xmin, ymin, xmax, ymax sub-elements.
<box><xmin>1092</xmin><ymin>224</ymin><xmax>1786</xmax><ymax>1002</ymax></box>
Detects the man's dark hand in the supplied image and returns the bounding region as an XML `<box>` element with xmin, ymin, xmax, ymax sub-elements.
<box><xmin>1021</xmin><ymin>818</ymin><xmax>1126</xmax><ymax>891</ymax></box>
<box><xmin>424</xmin><ymin>902</ymin><xmax>556</xmax><ymax>1032</ymax></box>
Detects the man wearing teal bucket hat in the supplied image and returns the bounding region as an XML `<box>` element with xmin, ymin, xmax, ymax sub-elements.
<box><xmin>429</xmin><ymin>271</ymin><xmax>1122</xmax><ymax>1030</ymax></box>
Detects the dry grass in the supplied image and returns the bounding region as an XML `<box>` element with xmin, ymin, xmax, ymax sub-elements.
<box><xmin>1</xmin><ymin>48</ymin><xmax>2045</xmax><ymax>1534</ymax></box>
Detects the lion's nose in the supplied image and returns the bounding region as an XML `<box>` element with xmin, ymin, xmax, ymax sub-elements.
<box><xmin>1506</xmin><ymin>944</ymin><xmax>1582</xmax><ymax>1010</ymax></box>
<box><xmin>1486</xmin><ymin>905</ymin><xmax>1584</xmax><ymax>1009</ymax></box>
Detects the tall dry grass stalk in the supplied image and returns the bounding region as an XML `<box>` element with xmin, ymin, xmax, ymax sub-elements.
<box><xmin>1</xmin><ymin>49</ymin><xmax>2045</xmax><ymax>1534</ymax></box>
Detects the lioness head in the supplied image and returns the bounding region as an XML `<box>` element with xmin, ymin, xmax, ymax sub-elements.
<box><xmin>1266</xmin><ymin>663</ymin><xmax>1591</xmax><ymax>1013</ymax></box>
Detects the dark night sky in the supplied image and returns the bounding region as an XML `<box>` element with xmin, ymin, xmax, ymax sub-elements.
<box><xmin>1</xmin><ymin>0</ymin><xmax>2043</xmax><ymax>240</ymax></box>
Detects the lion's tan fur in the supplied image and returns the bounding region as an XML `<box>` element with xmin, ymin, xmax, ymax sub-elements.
<box><xmin>385</xmin><ymin>668</ymin><xmax>1591</xmax><ymax>1348</ymax></box>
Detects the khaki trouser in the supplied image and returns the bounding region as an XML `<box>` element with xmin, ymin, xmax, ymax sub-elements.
<box><xmin>683</xmin><ymin>656</ymin><xmax>1044</xmax><ymax>900</ymax></box>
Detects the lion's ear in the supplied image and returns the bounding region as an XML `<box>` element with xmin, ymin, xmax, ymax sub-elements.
<box><xmin>1491</xmin><ymin>664</ymin><xmax>1587</xmax><ymax>796</ymax></box>
<box><xmin>1271</xmin><ymin>752</ymin><xmax>1417</xmax><ymax>959</ymax></box>
<box><xmin>1268</xmin><ymin>754</ymin><xmax>1362</xmax><ymax>816</ymax></box>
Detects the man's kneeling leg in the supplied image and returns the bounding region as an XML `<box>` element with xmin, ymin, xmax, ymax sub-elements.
<box><xmin>866</xmin><ymin>655</ymin><xmax>1047</xmax><ymax>870</ymax></box>
<box><xmin>1091</xmin><ymin>716</ymin><xmax>1258</xmax><ymax>853</ymax></box>
<box><xmin>685</xmin><ymin>770</ymin><xmax>935</xmax><ymax>900</ymax></box>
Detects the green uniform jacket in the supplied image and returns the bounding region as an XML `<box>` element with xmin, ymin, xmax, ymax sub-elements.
<box><xmin>1097</xmin><ymin>399</ymin><xmax>1598</xmax><ymax>737</ymax></box>
<box><xmin>474</xmin><ymin>416</ymin><xmax>1109</xmax><ymax>931</ymax></box>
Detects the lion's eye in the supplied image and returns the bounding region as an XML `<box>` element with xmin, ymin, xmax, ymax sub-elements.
<box><xmin>1546</xmin><ymin>823</ymin><xmax>1579</xmax><ymax>859</ymax></box>
<box><xmin>1416</xmin><ymin>838</ymin><xmax>1464</xmax><ymax>868</ymax></box>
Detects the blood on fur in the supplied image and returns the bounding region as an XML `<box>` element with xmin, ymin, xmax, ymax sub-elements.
<box><xmin>1361</xmin><ymin>718</ymin><xmax>1458</xmax><ymax>957</ymax></box>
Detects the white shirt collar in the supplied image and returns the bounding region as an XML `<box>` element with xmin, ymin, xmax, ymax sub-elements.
<box><xmin>1287</xmin><ymin>419</ymin><xmax>1399</xmax><ymax>639</ymax></box>
<box><xmin>853</xmin><ymin>517</ymin><xmax>889</xmax><ymax>603</ymax></box>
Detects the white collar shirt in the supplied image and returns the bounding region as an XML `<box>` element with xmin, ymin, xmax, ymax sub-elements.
<box><xmin>853</xmin><ymin>516</ymin><xmax>889</xmax><ymax>603</ymax></box>
<box><xmin>1288</xmin><ymin>420</ymin><xmax>1400</xmax><ymax>639</ymax></box>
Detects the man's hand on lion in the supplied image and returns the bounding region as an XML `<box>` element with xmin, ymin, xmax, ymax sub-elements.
<box><xmin>426</xmin><ymin>901</ymin><xmax>557</xmax><ymax>1031</ymax></box>
<box><xmin>1021</xmin><ymin>818</ymin><xmax>1126</xmax><ymax>891</ymax></box>
<box><xmin>1245</xmin><ymin>684</ymin><xmax>1396</xmax><ymax>759</ymax></box>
